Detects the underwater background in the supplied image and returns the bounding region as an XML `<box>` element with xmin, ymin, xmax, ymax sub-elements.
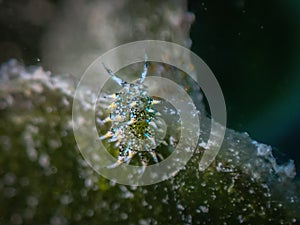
<box><xmin>188</xmin><ymin>0</ymin><xmax>300</xmax><ymax>175</ymax></box>
<box><xmin>0</xmin><ymin>0</ymin><xmax>300</xmax><ymax>224</ymax></box>
<box><xmin>1</xmin><ymin>0</ymin><xmax>299</xmax><ymax>171</ymax></box>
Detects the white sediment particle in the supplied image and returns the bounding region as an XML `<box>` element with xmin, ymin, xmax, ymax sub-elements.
<box><xmin>138</xmin><ymin>218</ymin><xmax>151</xmax><ymax>225</ymax></box>
<box><xmin>185</xmin><ymin>146</ymin><xmax>192</xmax><ymax>152</ymax></box>
<box><xmin>4</xmin><ymin>187</ymin><xmax>16</xmax><ymax>198</ymax></box>
<box><xmin>39</xmin><ymin>153</ymin><xmax>50</xmax><ymax>169</ymax></box>
<box><xmin>237</xmin><ymin>215</ymin><xmax>244</xmax><ymax>223</ymax></box>
<box><xmin>0</xmin><ymin>94</ymin><xmax>14</xmax><ymax>109</ymax></box>
<box><xmin>75</xmin><ymin>116</ymin><xmax>85</xmax><ymax>126</ymax></box>
<box><xmin>27</xmin><ymin>196</ymin><xmax>39</xmax><ymax>207</ymax></box>
<box><xmin>86</xmin><ymin>209</ymin><xmax>94</xmax><ymax>217</ymax></box>
<box><xmin>91</xmin><ymin>152</ymin><xmax>100</xmax><ymax>162</ymax></box>
<box><xmin>48</xmin><ymin>139</ymin><xmax>62</xmax><ymax>149</ymax></box>
<box><xmin>84</xmin><ymin>178</ymin><xmax>92</xmax><ymax>188</ymax></box>
<box><xmin>169</xmin><ymin>136</ymin><xmax>176</xmax><ymax>146</ymax></box>
<box><xmin>60</xmin><ymin>194</ymin><xmax>73</xmax><ymax>205</ymax></box>
<box><xmin>21</xmin><ymin>67</ymin><xmax>50</xmax><ymax>81</ymax></box>
<box><xmin>50</xmin><ymin>215</ymin><xmax>67</xmax><ymax>225</ymax></box>
<box><xmin>289</xmin><ymin>196</ymin><xmax>296</xmax><ymax>203</ymax></box>
<box><xmin>252</xmin><ymin>141</ymin><xmax>296</xmax><ymax>179</ymax></box>
<box><xmin>4</xmin><ymin>172</ymin><xmax>16</xmax><ymax>186</ymax></box>
<box><xmin>201</xmin><ymin>182</ymin><xmax>206</xmax><ymax>187</ymax></box>
<box><xmin>198</xmin><ymin>205</ymin><xmax>209</xmax><ymax>213</ymax></box>
<box><xmin>122</xmin><ymin>190</ymin><xmax>134</xmax><ymax>199</ymax></box>
<box><xmin>211</xmin><ymin>193</ymin><xmax>216</xmax><ymax>200</ymax></box>
<box><xmin>169</xmin><ymin>108</ymin><xmax>176</xmax><ymax>115</ymax></box>
<box><xmin>228</xmin><ymin>148</ymin><xmax>235</xmax><ymax>152</ymax></box>
<box><xmin>120</xmin><ymin>212</ymin><xmax>128</xmax><ymax>220</ymax></box>
<box><xmin>276</xmin><ymin>160</ymin><xmax>296</xmax><ymax>179</ymax></box>
<box><xmin>23</xmin><ymin>125</ymin><xmax>38</xmax><ymax>161</ymax></box>
<box><xmin>119</xmin><ymin>185</ymin><xmax>134</xmax><ymax>199</ymax></box>
<box><xmin>199</xmin><ymin>141</ymin><xmax>208</xmax><ymax>149</ymax></box>
<box><xmin>61</xmin><ymin>97</ymin><xmax>69</xmax><ymax>106</ymax></box>
<box><xmin>50</xmin><ymin>77</ymin><xmax>74</xmax><ymax>96</ymax></box>
<box><xmin>10</xmin><ymin>213</ymin><xmax>23</xmax><ymax>225</ymax></box>
<box><xmin>30</xmin><ymin>82</ymin><xmax>43</xmax><ymax>93</ymax></box>
<box><xmin>12</xmin><ymin>61</ymin><xmax>76</xmax><ymax>99</ymax></box>
<box><xmin>248</xmin><ymin>188</ymin><xmax>254</xmax><ymax>194</ymax></box>
<box><xmin>255</xmin><ymin>142</ymin><xmax>271</xmax><ymax>156</ymax></box>
<box><xmin>216</xmin><ymin>162</ymin><xmax>233</xmax><ymax>173</ymax></box>
<box><xmin>176</xmin><ymin>203</ymin><xmax>185</xmax><ymax>211</ymax></box>
<box><xmin>191</xmin><ymin>109</ymin><xmax>199</xmax><ymax>117</ymax></box>
<box><xmin>227</xmin><ymin>177</ymin><xmax>235</xmax><ymax>193</ymax></box>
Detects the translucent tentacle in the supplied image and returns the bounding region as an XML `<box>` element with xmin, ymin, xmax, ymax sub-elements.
<box><xmin>138</xmin><ymin>54</ymin><xmax>148</xmax><ymax>84</ymax></box>
<box><xmin>102</xmin><ymin>63</ymin><xmax>127</xmax><ymax>86</ymax></box>
<box><xmin>149</xmin><ymin>151</ymin><xmax>158</xmax><ymax>163</ymax></box>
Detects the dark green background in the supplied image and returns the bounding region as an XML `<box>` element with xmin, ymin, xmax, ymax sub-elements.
<box><xmin>188</xmin><ymin>0</ymin><xmax>300</xmax><ymax>173</ymax></box>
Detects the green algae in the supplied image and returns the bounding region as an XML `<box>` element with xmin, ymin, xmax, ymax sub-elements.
<box><xmin>0</xmin><ymin>61</ymin><xmax>299</xmax><ymax>225</ymax></box>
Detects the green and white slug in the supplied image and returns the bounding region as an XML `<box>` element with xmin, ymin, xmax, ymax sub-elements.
<box><xmin>98</xmin><ymin>61</ymin><xmax>170</xmax><ymax>168</ymax></box>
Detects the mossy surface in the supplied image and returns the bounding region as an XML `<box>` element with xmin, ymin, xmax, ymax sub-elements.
<box><xmin>0</xmin><ymin>64</ymin><xmax>299</xmax><ymax>225</ymax></box>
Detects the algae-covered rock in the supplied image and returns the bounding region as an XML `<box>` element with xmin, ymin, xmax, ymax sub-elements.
<box><xmin>0</xmin><ymin>58</ymin><xmax>299</xmax><ymax>225</ymax></box>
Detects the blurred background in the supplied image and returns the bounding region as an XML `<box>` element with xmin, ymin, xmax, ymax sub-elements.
<box><xmin>0</xmin><ymin>0</ymin><xmax>300</xmax><ymax>173</ymax></box>
<box><xmin>188</xmin><ymin>0</ymin><xmax>300</xmax><ymax>174</ymax></box>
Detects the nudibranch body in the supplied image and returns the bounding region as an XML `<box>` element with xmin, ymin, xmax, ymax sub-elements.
<box><xmin>99</xmin><ymin>61</ymin><xmax>166</xmax><ymax>168</ymax></box>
